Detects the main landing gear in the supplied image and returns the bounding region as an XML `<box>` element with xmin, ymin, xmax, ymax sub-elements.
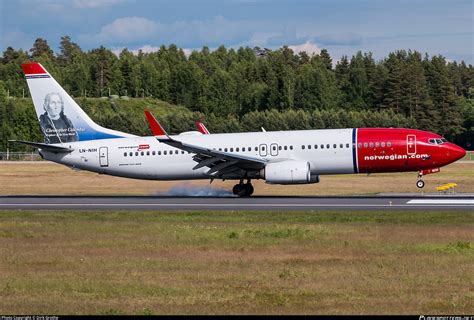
<box><xmin>233</xmin><ymin>179</ymin><xmax>254</xmax><ymax>197</ymax></box>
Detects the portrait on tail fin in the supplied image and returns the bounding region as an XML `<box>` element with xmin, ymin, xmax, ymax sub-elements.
<box><xmin>39</xmin><ymin>92</ymin><xmax>79</xmax><ymax>144</ymax></box>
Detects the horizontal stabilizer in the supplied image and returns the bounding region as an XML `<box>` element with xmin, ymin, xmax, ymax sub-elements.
<box><xmin>9</xmin><ymin>140</ymin><xmax>74</xmax><ymax>153</ymax></box>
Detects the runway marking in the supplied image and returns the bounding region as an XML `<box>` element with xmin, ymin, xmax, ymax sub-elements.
<box><xmin>0</xmin><ymin>203</ymin><xmax>472</xmax><ymax>208</ymax></box>
<box><xmin>407</xmin><ymin>199</ymin><xmax>474</xmax><ymax>205</ymax></box>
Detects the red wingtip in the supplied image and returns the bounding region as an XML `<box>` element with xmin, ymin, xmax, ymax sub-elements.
<box><xmin>145</xmin><ymin>110</ymin><xmax>167</xmax><ymax>136</ymax></box>
<box><xmin>22</xmin><ymin>63</ymin><xmax>47</xmax><ymax>75</ymax></box>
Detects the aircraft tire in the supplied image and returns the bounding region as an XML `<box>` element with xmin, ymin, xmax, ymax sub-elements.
<box><xmin>416</xmin><ymin>180</ymin><xmax>425</xmax><ymax>188</ymax></box>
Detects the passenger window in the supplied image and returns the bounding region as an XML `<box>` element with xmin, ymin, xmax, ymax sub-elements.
<box><xmin>369</xmin><ymin>142</ymin><xmax>373</xmax><ymax>148</ymax></box>
<box><xmin>273</xmin><ymin>146</ymin><xmax>277</xmax><ymax>151</ymax></box>
<box><xmin>175</xmin><ymin>150</ymin><xmax>178</xmax><ymax>154</ymax></box>
<box><xmin>321</xmin><ymin>144</ymin><xmax>324</xmax><ymax>149</ymax></box>
<box><xmin>141</xmin><ymin>151</ymin><xmax>144</xmax><ymax>156</ymax></box>
<box><xmin>129</xmin><ymin>152</ymin><xmax>133</xmax><ymax>156</ymax></box>
<box><xmin>164</xmin><ymin>151</ymin><xmax>167</xmax><ymax>155</ymax></box>
<box><xmin>302</xmin><ymin>145</ymin><xmax>305</xmax><ymax>150</ymax></box>
<box><xmin>124</xmin><ymin>152</ymin><xmax>127</xmax><ymax>157</ymax></box>
<box><xmin>278</xmin><ymin>146</ymin><xmax>282</xmax><ymax>151</ymax></box>
<box><xmin>340</xmin><ymin>144</ymin><xmax>343</xmax><ymax>148</ymax></box>
<box><xmin>230</xmin><ymin>148</ymin><xmax>234</xmax><ymax>152</ymax></box>
<box><xmin>152</xmin><ymin>151</ymin><xmax>156</xmax><ymax>156</ymax></box>
<box><xmin>158</xmin><ymin>151</ymin><xmax>161</xmax><ymax>155</ymax></box>
<box><xmin>135</xmin><ymin>152</ymin><xmax>138</xmax><ymax>156</ymax></box>
<box><xmin>381</xmin><ymin>142</ymin><xmax>385</xmax><ymax>147</ymax></box>
<box><xmin>290</xmin><ymin>146</ymin><xmax>293</xmax><ymax>150</ymax></box>
<box><xmin>146</xmin><ymin>151</ymin><xmax>150</xmax><ymax>156</ymax></box>
<box><xmin>333</xmin><ymin>144</ymin><xmax>336</xmax><ymax>149</ymax></box>
<box><xmin>363</xmin><ymin>143</ymin><xmax>368</xmax><ymax>148</ymax></box>
<box><xmin>225</xmin><ymin>148</ymin><xmax>228</xmax><ymax>152</ymax></box>
<box><xmin>308</xmin><ymin>145</ymin><xmax>311</xmax><ymax>149</ymax></box>
<box><xmin>375</xmin><ymin>142</ymin><xmax>380</xmax><ymax>147</ymax></box>
<box><xmin>236</xmin><ymin>147</ymin><xmax>239</xmax><ymax>152</ymax></box>
<box><xmin>284</xmin><ymin>146</ymin><xmax>288</xmax><ymax>150</ymax></box>
<box><xmin>181</xmin><ymin>151</ymin><xmax>185</xmax><ymax>154</ymax></box>
<box><xmin>387</xmin><ymin>142</ymin><xmax>392</xmax><ymax>147</ymax></box>
<box><xmin>248</xmin><ymin>147</ymin><xmax>251</xmax><ymax>151</ymax></box>
<box><xmin>314</xmin><ymin>145</ymin><xmax>318</xmax><ymax>149</ymax></box>
<box><xmin>255</xmin><ymin>147</ymin><xmax>258</xmax><ymax>151</ymax></box>
<box><xmin>358</xmin><ymin>143</ymin><xmax>362</xmax><ymax>148</ymax></box>
<box><xmin>326</xmin><ymin>144</ymin><xmax>330</xmax><ymax>149</ymax></box>
<box><xmin>346</xmin><ymin>143</ymin><xmax>350</xmax><ymax>148</ymax></box>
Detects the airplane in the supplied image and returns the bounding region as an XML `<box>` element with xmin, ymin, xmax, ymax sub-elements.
<box><xmin>11</xmin><ymin>62</ymin><xmax>466</xmax><ymax>197</ymax></box>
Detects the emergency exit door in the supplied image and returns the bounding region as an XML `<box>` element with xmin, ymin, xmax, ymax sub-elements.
<box><xmin>99</xmin><ymin>147</ymin><xmax>109</xmax><ymax>167</ymax></box>
<box><xmin>407</xmin><ymin>135</ymin><xmax>416</xmax><ymax>155</ymax></box>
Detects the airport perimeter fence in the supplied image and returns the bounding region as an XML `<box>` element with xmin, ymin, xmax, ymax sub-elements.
<box><xmin>0</xmin><ymin>151</ymin><xmax>42</xmax><ymax>161</ymax></box>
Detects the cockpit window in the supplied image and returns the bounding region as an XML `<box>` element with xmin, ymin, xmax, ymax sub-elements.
<box><xmin>428</xmin><ymin>138</ymin><xmax>447</xmax><ymax>145</ymax></box>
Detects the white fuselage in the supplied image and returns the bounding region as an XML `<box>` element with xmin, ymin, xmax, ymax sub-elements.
<box><xmin>42</xmin><ymin>129</ymin><xmax>356</xmax><ymax>180</ymax></box>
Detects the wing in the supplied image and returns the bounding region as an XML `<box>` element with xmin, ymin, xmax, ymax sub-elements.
<box><xmin>145</xmin><ymin>112</ymin><xmax>266</xmax><ymax>178</ymax></box>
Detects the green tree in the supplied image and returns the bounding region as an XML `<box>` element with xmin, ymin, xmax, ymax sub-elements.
<box><xmin>319</xmin><ymin>49</ymin><xmax>332</xmax><ymax>70</ymax></box>
<box><xmin>30</xmin><ymin>38</ymin><xmax>55</xmax><ymax>60</ymax></box>
<box><xmin>424</xmin><ymin>55</ymin><xmax>464</xmax><ymax>138</ymax></box>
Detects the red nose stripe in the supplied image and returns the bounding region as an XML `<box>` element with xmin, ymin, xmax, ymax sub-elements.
<box><xmin>22</xmin><ymin>63</ymin><xmax>47</xmax><ymax>75</ymax></box>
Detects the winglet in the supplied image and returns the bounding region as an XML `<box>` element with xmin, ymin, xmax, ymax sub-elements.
<box><xmin>197</xmin><ymin>121</ymin><xmax>210</xmax><ymax>134</ymax></box>
<box><xmin>145</xmin><ymin>110</ymin><xmax>167</xmax><ymax>136</ymax></box>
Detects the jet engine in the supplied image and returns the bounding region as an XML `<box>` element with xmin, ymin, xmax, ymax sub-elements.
<box><xmin>261</xmin><ymin>160</ymin><xmax>320</xmax><ymax>184</ymax></box>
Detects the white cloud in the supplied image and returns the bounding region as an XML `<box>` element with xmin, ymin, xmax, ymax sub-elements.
<box><xmin>81</xmin><ymin>17</ymin><xmax>160</xmax><ymax>44</ymax></box>
<box><xmin>289</xmin><ymin>41</ymin><xmax>321</xmax><ymax>56</ymax></box>
<box><xmin>73</xmin><ymin>0</ymin><xmax>125</xmax><ymax>8</ymax></box>
<box><xmin>111</xmin><ymin>44</ymin><xmax>162</xmax><ymax>56</ymax></box>
<box><xmin>80</xmin><ymin>15</ymin><xmax>258</xmax><ymax>47</ymax></box>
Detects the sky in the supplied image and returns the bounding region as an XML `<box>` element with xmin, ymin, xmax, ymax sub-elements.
<box><xmin>1</xmin><ymin>0</ymin><xmax>473</xmax><ymax>63</ymax></box>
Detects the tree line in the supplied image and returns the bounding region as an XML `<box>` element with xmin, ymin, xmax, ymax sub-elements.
<box><xmin>0</xmin><ymin>36</ymin><xmax>473</xmax><ymax>150</ymax></box>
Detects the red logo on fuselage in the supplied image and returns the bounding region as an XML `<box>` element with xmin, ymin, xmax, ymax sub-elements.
<box><xmin>138</xmin><ymin>144</ymin><xmax>150</xmax><ymax>150</ymax></box>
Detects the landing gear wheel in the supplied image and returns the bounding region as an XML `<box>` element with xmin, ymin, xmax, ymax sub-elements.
<box><xmin>232</xmin><ymin>184</ymin><xmax>245</xmax><ymax>196</ymax></box>
<box><xmin>232</xmin><ymin>182</ymin><xmax>254</xmax><ymax>197</ymax></box>
<box><xmin>244</xmin><ymin>183</ymin><xmax>254</xmax><ymax>197</ymax></box>
<box><xmin>416</xmin><ymin>180</ymin><xmax>425</xmax><ymax>189</ymax></box>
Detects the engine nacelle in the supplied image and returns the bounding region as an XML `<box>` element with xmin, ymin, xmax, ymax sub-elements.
<box><xmin>261</xmin><ymin>160</ymin><xmax>320</xmax><ymax>185</ymax></box>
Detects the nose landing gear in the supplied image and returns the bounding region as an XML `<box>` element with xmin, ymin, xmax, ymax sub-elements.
<box><xmin>233</xmin><ymin>179</ymin><xmax>254</xmax><ymax>197</ymax></box>
<box><xmin>416</xmin><ymin>170</ymin><xmax>425</xmax><ymax>188</ymax></box>
<box><xmin>416</xmin><ymin>179</ymin><xmax>425</xmax><ymax>189</ymax></box>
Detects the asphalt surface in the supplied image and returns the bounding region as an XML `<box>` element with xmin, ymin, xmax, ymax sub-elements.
<box><xmin>0</xmin><ymin>195</ymin><xmax>473</xmax><ymax>211</ymax></box>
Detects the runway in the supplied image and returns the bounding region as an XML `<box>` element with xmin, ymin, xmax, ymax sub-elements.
<box><xmin>1</xmin><ymin>195</ymin><xmax>473</xmax><ymax>211</ymax></box>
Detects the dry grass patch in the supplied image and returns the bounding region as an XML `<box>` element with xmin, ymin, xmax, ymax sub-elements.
<box><xmin>0</xmin><ymin>210</ymin><xmax>472</xmax><ymax>314</ymax></box>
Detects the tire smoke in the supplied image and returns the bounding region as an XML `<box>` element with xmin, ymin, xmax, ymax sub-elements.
<box><xmin>159</xmin><ymin>183</ymin><xmax>236</xmax><ymax>197</ymax></box>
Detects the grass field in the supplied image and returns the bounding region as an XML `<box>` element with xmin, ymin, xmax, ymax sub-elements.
<box><xmin>0</xmin><ymin>161</ymin><xmax>473</xmax><ymax>196</ymax></box>
<box><xmin>0</xmin><ymin>210</ymin><xmax>472</xmax><ymax>314</ymax></box>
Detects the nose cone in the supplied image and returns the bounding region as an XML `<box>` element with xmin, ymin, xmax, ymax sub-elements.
<box><xmin>446</xmin><ymin>143</ymin><xmax>466</xmax><ymax>163</ymax></box>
